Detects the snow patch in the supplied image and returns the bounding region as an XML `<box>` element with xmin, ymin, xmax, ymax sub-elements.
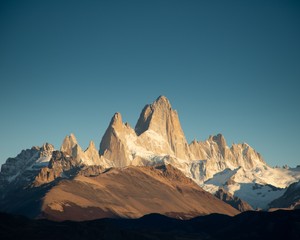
<box><xmin>33</xmin><ymin>155</ymin><xmax>52</xmax><ymax>167</ymax></box>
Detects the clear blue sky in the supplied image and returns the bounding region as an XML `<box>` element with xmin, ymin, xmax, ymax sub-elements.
<box><xmin>1</xmin><ymin>0</ymin><xmax>299</xmax><ymax>167</ymax></box>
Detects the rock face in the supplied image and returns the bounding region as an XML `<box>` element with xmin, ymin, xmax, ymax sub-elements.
<box><xmin>269</xmin><ymin>180</ymin><xmax>300</xmax><ymax>209</ymax></box>
<box><xmin>61</xmin><ymin>134</ymin><xmax>104</xmax><ymax>166</ymax></box>
<box><xmin>84</xmin><ymin>141</ymin><xmax>102</xmax><ymax>165</ymax></box>
<box><xmin>135</xmin><ymin>96</ymin><xmax>191</xmax><ymax>159</ymax></box>
<box><xmin>99</xmin><ymin>96</ymin><xmax>192</xmax><ymax>167</ymax></box>
<box><xmin>100</xmin><ymin>113</ymin><xmax>132</xmax><ymax>167</ymax></box>
<box><xmin>0</xmin><ymin>147</ymin><xmax>39</xmax><ymax>187</ymax></box>
<box><xmin>0</xmin><ymin>143</ymin><xmax>54</xmax><ymax>193</ymax></box>
<box><xmin>189</xmin><ymin>135</ymin><xmax>265</xmax><ymax>178</ymax></box>
<box><xmin>34</xmin><ymin>151</ymin><xmax>81</xmax><ymax>186</ymax></box>
<box><xmin>60</xmin><ymin>134</ymin><xmax>78</xmax><ymax>156</ymax></box>
<box><xmin>34</xmin><ymin>134</ymin><xmax>109</xmax><ymax>186</ymax></box>
<box><xmin>214</xmin><ymin>188</ymin><xmax>253</xmax><ymax>212</ymax></box>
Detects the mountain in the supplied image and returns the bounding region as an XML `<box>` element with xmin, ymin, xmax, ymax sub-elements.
<box><xmin>214</xmin><ymin>188</ymin><xmax>253</xmax><ymax>212</ymax></box>
<box><xmin>41</xmin><ymin>164</ymin><xmax>238</xmax><ymax>221</ymax></box>
<box><xmin>99</xmin><ymin>96</ymin><xmax>192</xmax><ymax>167</ymax></box>
<box><xmin>99</xmin><ymin>96</ymin><xmax>300</xmax><ymax>209</ymax></box>
<box><xmin>0</xmin><ymin>156</ymin><xmax>239</xmax><ymax>220</ymax></box>
<box><xmin>0</xmin><ymin>143</ymin><xmax>54</xmax><ymax>192</ymax></box>
<box><xmin>61</xmin><ymin>134</ymin><xmax>107</xmax><ymax>166</ymax></box>
<box><xmin>269</xmin><ymin>180</ymin><xmax>300</xmax><ymax>210</ymax></box>
<box><xmin>135</xmin><ymin>95</ymin><xmax>192</xmax><ymax>160</ymax></box>
<box><xmin>1</xmin><ymin>210</ymin><xmax>300</xmax><ymax>240</ymax></box>
<box><xmin>1</xmin><ymin>95</ymin><xmax>300</xmax><ymax>218</ymax></box>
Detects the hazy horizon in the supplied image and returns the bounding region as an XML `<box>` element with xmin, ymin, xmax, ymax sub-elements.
<box><xmin>1</xmin><ymin>0</ymin><xmax>300</xmax><ymax>167</ymax></box>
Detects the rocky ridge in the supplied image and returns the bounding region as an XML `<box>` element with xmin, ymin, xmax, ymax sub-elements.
<box><xmin>269</xmin><ymin>180</ymin><xmax>300</xmax><ymax>210</ymax></box>
<box><xmin>214</xmin><ymin>188</ymin><xmax>253</xmax><ymax>212</ymax></box>
<box><xmin>0</xmin><ymin>143</ymin><xmax>54</xmax><ymax>191</ymax></box>
<box><xmin>1</xmin><ymin>96</ymin><xmax>300</xmax><ymax>211</ymax></box>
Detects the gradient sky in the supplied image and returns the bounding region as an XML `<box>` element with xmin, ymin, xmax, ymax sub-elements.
<box><xmin>1</xmin><ymin>0</ymin><xmax>299</xmax><ymax>167</ymax></box>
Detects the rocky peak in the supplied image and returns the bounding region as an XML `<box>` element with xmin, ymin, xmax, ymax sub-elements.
<box><xmin>154</xmin><ymin>95</ymin><xmax>172</xmax><ymax>109</ymax></box>
<box><xmin>135</xmin><ymin>96</ymin><xmax>172</xmax><ymax>136</ymax></box>
<box><xmin>84</xmin><ymin>140</ymin><xmax>102</xmax><ymax>165</ymax></box>
<box><xmin>212</xmin><ymin>134</ymin><xmax>227</xmax><ymax>158</ymax></box>
<box><xmin>134</xmin><ymin>96</ymin><xmax>191</xmax><ymax>159</ymax></box>
<box><xmin>48</xmin><ymin>151</ymin><xmax>79</xmax><ymax>169</ymax></box>
<box><xmin>86</xmin><ymin>140</ymin><xmax>96</xmax><ymax>152</ymax></box>
<box><xmin>110</xmin><ymin>112</ymin><xmax>123</xmax><ymax>131</ymax></box>
<box><xmin>41</xmin><ymin>143</ymin><xmax>54</xmax><ymax>151</ymax></box>
<box><xmin>230</xmin><ymin>143</ymin><xmax>265</xmax><ymax>168</ymax></box>
<box><xmin>0</xmin><ymin>143</ymin><xmax>55</xmax><ymax>192</ymax></box>
<box><xmin>72</xmin><ymin>144</ymin><xmax>84</xmax><ymax>160</ymax></box>
<box><xmin>0</xmin><ymin>148</ymin><xmax>40</xmax><ymax>186</ymax></box>
<box><xmin>40</xmin><ymin>143</ymin><xmax>55</xmax><ymax>157</ymax></box>
<box><xmin>99</xmin><ymin>112</ymin><xmax>131</xmax><ymax>167</ymax></box>
<box><xmin>100</xmin><ymin>113</ymin><xmax>124</xmax><ymax>155</ymax></box>
<box><xmin>212</xmin><ymin>134</ymin><xmax>227</xmax><ymax>148</ymax></box>
<box><xmin>34</xmin><ymin>151</ymin><xmax>82</xmax><ymax>186</ymax></box>
<box><xmin>60</xmin><ymin>134</ymin><xmax>97</xmax><ymax>166</ymax></box>
<box><xmin>98</xmin><ymin>96</ymin><xmax>268</xmax><ymax>183</ymax></box>
<box><xmin>60</xmin><ymin>134</ymin><xmax>78</xmax><ymax>155</ymax></box>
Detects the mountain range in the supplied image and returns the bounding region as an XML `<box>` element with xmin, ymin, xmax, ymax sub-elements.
<box><xmin>1</xmin><ymin>96</ymin><xmax>300</xmax><ymax>221</ymax></box>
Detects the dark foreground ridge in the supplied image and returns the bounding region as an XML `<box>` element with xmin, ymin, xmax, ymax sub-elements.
<box><xmin>1</xmin><ymin>210</ymin><xmax>300</xmax><ymax>240</ymax></box>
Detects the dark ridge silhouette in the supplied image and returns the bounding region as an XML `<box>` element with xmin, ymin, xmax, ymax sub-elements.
<box><xmin>1</xmin><ymin>210</ymin><xmax>300</xmax><ymax>240</ymax></box>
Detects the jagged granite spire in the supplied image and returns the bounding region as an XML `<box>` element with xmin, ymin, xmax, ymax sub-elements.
<box><xmin>99</xmin><ymin>112</ymin><xmax>131</xmax><ymax>167</ymax></box>
<box><xmin>60</xmin><ymin>133</ymin><xmax>78</xmax><ymax>156</ymax></box>
<box><xmin>84</xmin><ymin>141</ymin><xmax>101</xmax><ymax>165</ymax></box>
<box><xmin>135</xmin><ymin>96</ymin><xmax>191</xmax><ymax>159</ymax></box>
<box><xmin>135</xmin><ymin>95</ymin><xmax>172</xmax><ymax>135</ymax></box>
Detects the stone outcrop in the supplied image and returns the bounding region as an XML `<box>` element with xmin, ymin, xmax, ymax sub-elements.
<box><xmin>215</xmin><ymin>188</ymin><xmax>253</xmax><ymax>212</ymax></box>
<box><xmin>34</xmin><ymin>151</ymin><xmax>82</xmax><ymax>186</ymax></box>
<box><xmin>269</xmin><ymin>180</ymin><xmax>300</xmax><ymax>209</ymax></box>
<box><xmin>33</xmin><ymin>151</ymin><xmax>81</xmax><ymax>186</ymax></box>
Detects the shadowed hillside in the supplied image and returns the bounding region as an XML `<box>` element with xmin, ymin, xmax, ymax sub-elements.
<box><xmin>1</xmin><ymin>210</ymin><xmax>300</xmax><ymax>240</ymax></box>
